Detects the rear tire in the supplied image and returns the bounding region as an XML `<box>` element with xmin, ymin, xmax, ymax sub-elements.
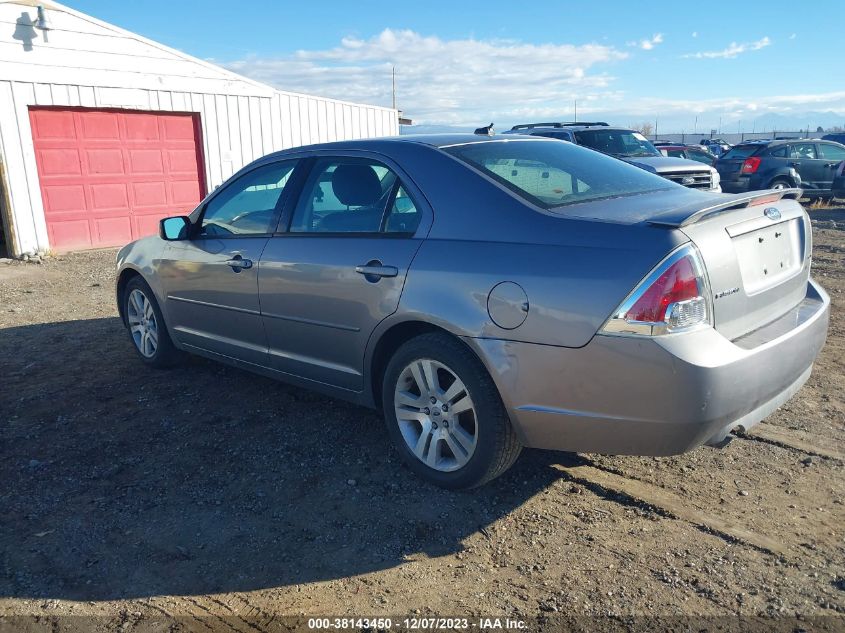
<box><xmin>123</xmin><ymin>276</ymin><xmax>181</xmax><ymax>368</ymax></box>
<box><xmin>768</xmin><ymin>178</ymin><xmax>792</xmax><ymax>190</ymax></box>
<box><xmin>381</xmin><ymin>332</ymin><xmax>522</xmax><ymax>489</ymax></box>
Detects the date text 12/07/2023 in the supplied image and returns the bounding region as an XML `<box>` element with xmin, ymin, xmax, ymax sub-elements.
<box><xmin>306</xmin><ymin>617</ymin><xmax>528</xmax><ymax>630</ymax></box>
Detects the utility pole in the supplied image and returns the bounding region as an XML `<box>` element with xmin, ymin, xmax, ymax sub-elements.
<box><xmin>574</xmin><ymin>100</ymin><xmax>577</xmax><ymax>122</ymax></box>
<box><xmin>694</xmin><ymin>115</ymin><xmax>698</xmax><ymax>135</ymax></box>
<box><xmin>392</xmin><ymin>66</ymin><xmax>396</xmax><ymax>110</ymax></box>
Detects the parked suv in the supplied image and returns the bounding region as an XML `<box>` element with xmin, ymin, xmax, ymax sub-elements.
<box><xmin>822</xmin><ymin>133</ymin><xmax>845</xmax><ymax>145</ymax></box>
<box><xmin>715</xmin><ymin>139</ymin><xmax>845</xmax><ymax>197</ymax></box>
<box><xmin>502</xmin><ymin>122</ymin><xmax>721</xmax><ymax>192</ymax></box>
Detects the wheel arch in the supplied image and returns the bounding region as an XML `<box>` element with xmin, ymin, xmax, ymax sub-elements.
<box><xmin>116</xmin><ymin>266</ymin><xmax>144</xmax><ymax>326</ymax></box>
<box><xmin>366</xmin><ymin>318</ymin><xmax>481</xmax><ymax>411</ymax></box>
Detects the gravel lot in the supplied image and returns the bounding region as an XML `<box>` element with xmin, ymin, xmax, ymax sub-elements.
<box><xmin>1</xmin><ymin>207</ymin><xmax>844</xmax><ymax>632</ymax></box>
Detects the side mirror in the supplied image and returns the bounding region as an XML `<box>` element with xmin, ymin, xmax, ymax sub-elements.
<box><xmin>160</xmin><ymin>216</ymin><xmax>191</xmax><ymax>241</ymax></box>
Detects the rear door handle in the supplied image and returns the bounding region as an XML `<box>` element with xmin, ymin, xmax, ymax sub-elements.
<box><xmin>225</xmin><ymin>255</ymin><xmax>253</xmax><ymax>271</ymax></box>
<box><xmin>355</xmin><ymin>262</ymin><xmax>398</xmax><ymax>279</ymax></box>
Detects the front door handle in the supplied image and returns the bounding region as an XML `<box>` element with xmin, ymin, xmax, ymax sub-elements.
<box><xmin>225</xmin><ymin>255</ymin><xmax>253</xmax><ymax>271</ymax></box>
<box><xmin>355</xmin><ymin>261</ymin><xmax>398</xmax><ymax>281</ymax></box>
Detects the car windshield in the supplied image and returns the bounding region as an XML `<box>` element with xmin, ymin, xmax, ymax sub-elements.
<box><xmin>573</xmin><ymin>129</ymin><xmax>661</xmax><ymax>158</ymax></box>
<box><xmin>722</xmin><ymin>145</ymin><xmax>761</xmax><ymax>160</ymax></box>
<box><xmin>443</xmin><ymin>139</ymin><xmax>675</xmax><ymax>209</ymax></box>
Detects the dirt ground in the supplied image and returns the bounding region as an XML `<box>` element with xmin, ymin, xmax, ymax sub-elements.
<box><xmin>1</xmin><ymin>206</ymin><xmax>844</xmax><ymax>633</ymax></box>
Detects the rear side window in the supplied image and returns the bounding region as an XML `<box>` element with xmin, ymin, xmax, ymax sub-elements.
<box><xmin>534</xmin><ymin>131</ymin><xmax>573</xmax><ymax>142</ymax></box>
<box><xmin>666</xmin><ymin>149</ymin><xmax>685</xmax><ymax>158</ymax></box>
<box><xmin>687</xmin><ymin>150</ymin><xmax>715</xmax><ymax>164</ymax></box>
<box><xmin>722</xmin><ymin>145</ymin><xmax>760</xmax><ymax>160</ymax></box>
<box><xmin>444</xmin><ymin>140</ymin><xmax>674</xmax><ymax>210</ymax></box>
<box><xmin>768</xmin><ymin>146</ymin><xmax>788</xmax><ymax>158</ymax></box>
<box><xmin>289</xmin><ymin>158</ymin><xmax>421</xmax><ymax>235</ymax></box>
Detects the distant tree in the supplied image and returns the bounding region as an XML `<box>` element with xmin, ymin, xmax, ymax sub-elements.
<box><xmin>816</xmin><ymin>126</ymin><xmax>825</xmax><ymax>133</ymax></box>
<box><xmin>630</xmin><ymin>122</ymin><xmax>654</xmax><ymax>136</ymax></box>
<box><xmin>827</xmin><ymin>125</ymin><xmax>844</xmax><ymax>132</ymax></box>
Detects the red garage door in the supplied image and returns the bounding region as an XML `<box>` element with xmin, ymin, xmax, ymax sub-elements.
<box><xmin>29</xmin><ymin>107</ymin><xmax>206</xmax><ymax>252</ymax></box>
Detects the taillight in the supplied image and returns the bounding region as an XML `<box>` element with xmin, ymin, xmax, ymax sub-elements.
<box><xmin>602</xmin><ymin>245</ymin><xmax>712</xmax><ymax>336</ymax></box>
<box><xmin>741</xmin><ymin>157</ymin><xmax>761</xmax><ymax>174</ymax></box>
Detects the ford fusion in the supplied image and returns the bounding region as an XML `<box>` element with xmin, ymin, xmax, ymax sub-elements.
<box><xmin>116</xmin><ymin>135</ymin><xmax>830</xmax><ymax>489</ymax></box>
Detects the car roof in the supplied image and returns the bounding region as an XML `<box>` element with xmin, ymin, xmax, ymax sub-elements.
<box><xmin>256</xmin><ymin>133</ymin><xmax>553</xmax><ymax>161</ymax></box>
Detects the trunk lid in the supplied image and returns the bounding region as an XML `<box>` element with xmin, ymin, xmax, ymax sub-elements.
<box><xmin>652</xmin><ymin>189</ymin><xmax>811</xmax><ymax>340</ymax></box>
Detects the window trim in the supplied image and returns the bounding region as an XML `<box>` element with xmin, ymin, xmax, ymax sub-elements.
<box><xmin>276</xmin><ymin>153</ymin><xmax>427</xmax><ymax>238</ymax></box>
<box><xmin>189</xmin><ymin>158</ymin><xmax>304</xmax><ymax>240</ymax></box>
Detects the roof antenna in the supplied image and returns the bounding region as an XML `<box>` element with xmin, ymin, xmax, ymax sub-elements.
<box><xmin>474</xmin><ymin>122</ymin><xmax>494</xmax><ymax>136</ymax></box>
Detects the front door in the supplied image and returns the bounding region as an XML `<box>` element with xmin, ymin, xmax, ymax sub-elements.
<box><xmin>258</xmin><ymin>157</ymin><xmax>427</xmax><ymax>392</ymax></box>
<box><xmin>818</xmin><ymin>142</ymin><xmax>845</xmax><ymax>190</ymax></box>
<box><xmin>788</xmin><ymin>142</ymin><xmax>827</xmax><ymax>190</ymax></box>
<box><xmin>159</xmin><ymin>160</ymin><xmax>300</xmax><ymax>365</ymax></box>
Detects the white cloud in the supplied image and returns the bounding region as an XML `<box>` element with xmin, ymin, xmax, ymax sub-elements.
<box><xmin>223</xmin><ymin>29</ymin><xmax>628</xmax><ymax>125</ymax></box>
<box><xmin>683</xmin><ymin>36</ymin><xmax>771</xmax><ymax>59</ymax></box>
<box><xmin>691</xmin><ymin>31</ymin><xmax>698</xmax><ymax>38</ymax></box>
<box><xmin>628</xmin><ymin>33</ymin><xmax>664</xmax><ymax>50</ymax></box>
<box><xmin>789</xmin><ymin>33</ymin><xmax>797</xmax><ymax>40</ymax></box>
<box><xmin>220</xmin><ymin>30</ymin><xmax>845</xmax><ymax>130</ymax></box>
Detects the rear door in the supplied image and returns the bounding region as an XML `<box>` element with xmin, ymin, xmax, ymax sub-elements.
<box><xmin>158</xmin><ymin>160</ymin><xmax>300</xmax><ymax>365</ymax></box>
<box><xmin>258</xmin><ymin>154</ymin><xmax>431</xmax><ymax>392</ymax></box>
<box><xmin>787</xmin><ymin>142</ymin><xmax>826</xmax><ymax>190</ymax></box>
<box><xmin>817</xmin><ymin>143</ymin><xmax>845</xmax><ymax>190</ymax></box>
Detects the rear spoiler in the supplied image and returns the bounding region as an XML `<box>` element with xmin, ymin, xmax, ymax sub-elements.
<box><xmin>648</xmin><ymin>188</ymin><xmax>803</xmax><ymax>228</ymax></box>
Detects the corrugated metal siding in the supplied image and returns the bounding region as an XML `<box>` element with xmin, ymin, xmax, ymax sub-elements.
<box><xmin>0</xmin><ymin>2</ymin><xmax>399</xmax><ymax>255</ymax></box>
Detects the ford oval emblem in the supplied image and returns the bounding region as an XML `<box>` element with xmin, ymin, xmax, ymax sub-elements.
<box><xmin>682</xmin><ymin>176</ymin><xmax>695</xmax><ymax>185</ymax></box>
<box><xmin>764</xmin><ymin>207</ymin><xmax>782</xmax><ymax>221</ymax></box>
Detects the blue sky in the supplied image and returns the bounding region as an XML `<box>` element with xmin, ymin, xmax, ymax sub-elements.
<box><xmin>71</xmin><ymin>0</ymin><xmax>845</xmax><ymax>132</ymax></box>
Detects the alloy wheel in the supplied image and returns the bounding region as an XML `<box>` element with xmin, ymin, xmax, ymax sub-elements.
<box><xmin>127</xmin><ymin>289</ymin><xmax>159</xmax><ymax>358</ymax></box>
<box><xmin>393</xmin><ymin>359</ymin><xmax>478</xmax><ymax>472</ymax></box>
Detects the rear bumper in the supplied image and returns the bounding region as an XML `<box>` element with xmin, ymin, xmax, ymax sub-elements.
<box><xmin>719</xmin><ymin>177</ymin><xmax>754</xmax><ymax>193</ymax></box>
<box><xmin>470</xmin><ymin>279</ymin><xmax>830</xmax><ymax>455</ymax></box>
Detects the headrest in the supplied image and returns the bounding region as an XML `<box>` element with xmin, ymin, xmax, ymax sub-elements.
<box><xmin>331</xmin><ymin>164</ymin><xmax>382</xmax><ymax>207</ymax></box>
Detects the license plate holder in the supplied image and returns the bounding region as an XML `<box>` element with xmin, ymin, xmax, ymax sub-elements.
<box><xmin>732</xmin><ymin>218</ymin><xmax>801</xmax><ymax>294</ymax></box>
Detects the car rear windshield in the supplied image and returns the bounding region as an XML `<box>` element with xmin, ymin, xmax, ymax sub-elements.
<box><xmin>443</xmin><ymin>139</ymin><xmax>675</xmax><ymax>209</ymax></box>
<box><xmin>721</xmin><ymin>145</ymin><xmax>762</xmax><ymax>160</ymax></box>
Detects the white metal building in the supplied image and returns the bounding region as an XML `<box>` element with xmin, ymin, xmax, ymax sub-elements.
<box><xmin>0</xmin><ymin>0</ymin><xmax>399</xmax><ymax>256</ymax></box>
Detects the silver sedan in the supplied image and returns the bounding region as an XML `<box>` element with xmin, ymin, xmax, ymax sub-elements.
<box><xmin>116</xmin><ymin>135</ymin><xmax>830</xmax><ymax>488</ymax></box>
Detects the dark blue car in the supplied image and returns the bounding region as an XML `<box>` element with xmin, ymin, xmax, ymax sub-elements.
<box><xmin>715</xmin><ymin>139</ymin><xmax>845</xmax><ymax>198</ymax></box>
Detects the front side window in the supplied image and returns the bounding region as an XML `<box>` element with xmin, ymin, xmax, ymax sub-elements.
<box><xmin>819</xmin><ymin>143</ymin><xmax>845</xmax><ymax>160</ymax></box>
<box><xmin>789</xmin><ymin>143</ymin><xmax>818</xmax><ymax>160</ymax></box>
<box><xmin>290</xmin><ymin>159</ymin><xmax>400</xmax><ymax>233</ymax></box>
<box><xmin>199</xmin><ymin>161</ymin><xmax>297</xmax><ymax>237</ymax></box>
<box><xmin>444</xmin><ymin>139</ymin><xmax>673</xmax><ymax>210</ymax></box>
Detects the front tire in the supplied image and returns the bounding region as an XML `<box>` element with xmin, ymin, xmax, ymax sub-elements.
<box><xmin>123</xmin><ymin>277</ymin><xmax>180</xmax><ymax>368</ymax></box>
<box><xmin>382</xmin><ymin>332</ymin><xmax>522</xmax><ymax>489</ymax></box>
